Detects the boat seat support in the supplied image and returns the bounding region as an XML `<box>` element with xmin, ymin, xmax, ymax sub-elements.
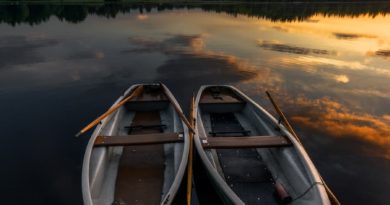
<box><xmin>94</xmin><ymin>133</ymin><xmax>183</xmax><ymax>147</ymax></box>
<box><xmin>202</xmin><ymin>135</ymin><xmax>291</xmax><ymax>149</ymax></box>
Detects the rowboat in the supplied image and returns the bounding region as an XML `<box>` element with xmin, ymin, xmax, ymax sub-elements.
<box><xmin>193</xmin><ymin>85</ymin><xmax>331</xmax><ymax>205</ymax></box>
<box><xmin>82</xmin><ymin>83</ymin><xmax>189</xmax><ymax>205</ymax></box>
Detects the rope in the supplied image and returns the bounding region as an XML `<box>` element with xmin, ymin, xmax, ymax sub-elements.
<box><xmin>292</xmin><ymin>182</ymin><xmax>324</xmax><ymax>202</ymax></box>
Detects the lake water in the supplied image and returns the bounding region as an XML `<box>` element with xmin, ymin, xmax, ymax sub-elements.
<box><xmin>0</xmin><ymin>3</ymin><xmax>389</xmax><ymax>205</ymax></box>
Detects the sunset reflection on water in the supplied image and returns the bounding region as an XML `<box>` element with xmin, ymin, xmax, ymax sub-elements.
<box><xmin>123</xmin><ymin>11</ymin><xmax>390</xmax><ymax>154</ymax></box>
<box><xmin>0</xmin><ymin>4</ymin><xmax>389</xmax><ymax>205</ymax></box>
<box><xmin>237</xmin><ymin>14</ymin><xmax>390</xmax><ymax>151</ymax></box>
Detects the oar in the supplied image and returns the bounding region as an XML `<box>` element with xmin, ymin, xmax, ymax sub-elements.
<box><xmin>159</xmin><ymin>83</ymin><xmax>195</xmax><ymax>133</ymax></box>
<box><xmin>75</xmin><ymin>85</ymin><xmax>144</xmax><ymax>137</ymax></box>
<box><xmin>186</xmin><ymin>95</ymin><xmax>195</xmax><ymax>205</ymax></box>
<box><xmin>265</xmin><ymin>91</ymin><xmax>340</xmax><ymax>205</ymax></box>
<box><xmin>159</xmin><ymin>83</ymin><xmax>195</xmax><ymax>204</ymax></box>
<box><xmin>265</xmin><ymin>91</ymin><xmax>301</xmax><ymax>143</ymax></box>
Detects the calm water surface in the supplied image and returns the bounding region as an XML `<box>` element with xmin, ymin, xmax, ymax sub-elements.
<box><xmin>0</xmin><ymin>3</ymin><xmax>389</xmax><ymax>205</ymax></box>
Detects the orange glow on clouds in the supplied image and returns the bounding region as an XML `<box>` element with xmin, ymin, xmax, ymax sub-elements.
<box><xmin>137</xmin><ymin>14</ymin><xmax>148</xmax><ymax>20</ymax></box>
<box><xmin>290</xmin><ymin>97</ymin><xmax>390</xmax><ymax>152</ymax></box>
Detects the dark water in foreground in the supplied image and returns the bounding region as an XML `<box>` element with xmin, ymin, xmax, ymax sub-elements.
<box><xmin>0</xmin><ymin>3</ymin><xmax>389</xmax><ymax>205</ymax></box>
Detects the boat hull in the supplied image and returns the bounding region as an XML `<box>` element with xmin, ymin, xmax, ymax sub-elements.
<box><xmin>82</xmin><ymin>84</ymin><xmax>189</xmax><ymax>205</ymax></box>
<box><xmin>193</xmin><ymin>85</ymin><xmax>330</xmax><ymax>205</ymax></box>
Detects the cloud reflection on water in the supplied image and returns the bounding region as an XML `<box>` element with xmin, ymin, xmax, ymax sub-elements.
<box><xmin>0</xmin><ymin>35</ymin><xmax>58</xmax><ymax>69</ymax></box>
<box><xmin>368</xmin><ymin>49</ymin><xmax>390</xmax><ymax>58</ymax></box>
<box><xmin>333</xmin><ymin>32</ymin><xmax>376</xmax><ymax>40</ymax></box>
<box><xmin>289</xmin><ymin>97</ymin><xmax>390</xmax><ymax>155</ymax></box>
<box><xmin>126</xmin><ymin>34</ymin><xmax>259</xmax><ymax>85</ymax></box>
<box><xmin>0</xmin><ymin>8</ymin><xmax>389</xmax><ymax>205</ymax></box>
<box><xmin>289</xmin><ymin>56</ymin><xmax>390</xmax><ymax>76</ymax></box>
<box><xmin>123</xmin><ymin>29</ymin><xmax>390</xmax><ymax>157</ymax></box>
<box><xmin>257</xmin><ymin>40</ymin><xmax>334</xmax><ymax>55</ymax></box>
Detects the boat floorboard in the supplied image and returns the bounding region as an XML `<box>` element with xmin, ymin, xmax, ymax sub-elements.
<box><xmin>113</xmin><ymin>111</ymin><xmax>164</xmax><ymax>205</ymax></box>
<box><xmin>217</xmin><ymin>149</ymin><xmax>280</xmax><ymax>205</ymax></box>
<box><xmin>210</xmin><ymin>112</ymin><xmax>248</xmax><ymax>136</ymax></box>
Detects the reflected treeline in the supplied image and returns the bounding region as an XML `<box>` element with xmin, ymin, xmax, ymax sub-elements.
<box><xmin>1</xmin><ymin>2</ymin><xmax>390</xmax><ymax>25</ymax></box>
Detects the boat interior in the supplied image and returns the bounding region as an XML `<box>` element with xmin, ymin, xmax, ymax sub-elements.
<box><xmin>197</xmin><ymin>86</ymin><xmax>321</xmax><ymax>204</ymax></box>
<box><xmin>88</xmin><ymin>85</ymin><xmax>185</xmax><ymax>205</ymax></box>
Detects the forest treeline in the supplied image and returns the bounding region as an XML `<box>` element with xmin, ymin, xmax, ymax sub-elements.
<box><xmin>1</xmin><ymin>2</ymin><xmax>390</xmax><ymax>25</ymax></box>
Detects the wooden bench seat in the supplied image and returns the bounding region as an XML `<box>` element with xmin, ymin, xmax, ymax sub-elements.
<box><xmin>94</xmin><ymin>133</ymin><xmax>183</xmax><ymax>147</ymax></box>
<box><xmin>200</xmin><ymin>95</ymin><xmax>244</xmax><ymax>104</ymax></box>
<box><xmin>200</xmin><ymin>89</ymin><xmax>244</xmax><ymax>104</ymax></box>
<box><xmin>202</xmin><ymin>135</ymin><xmax>291</xmax><ymax>149</ymax></box>
<box><xmin>129</xmin><ymin>91</ymin><xmax>168</xmax><ymax>102</ymax></box>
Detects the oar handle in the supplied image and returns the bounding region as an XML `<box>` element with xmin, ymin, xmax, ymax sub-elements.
<box><xmin>76</xmin><ymin>85</ymin><xmax>143</xmax><ymax>137</ymax></box>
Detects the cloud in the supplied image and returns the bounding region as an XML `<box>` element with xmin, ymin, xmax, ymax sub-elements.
<box><xmin>333</xmin><ymin>32</ymin><xmax>376</xmax><ymax>40</ymax></box>
<box><xmin>367</xmin><ymin>49</ymin><xmax>390</xmax><ymax>59</ymax></box>
<box><xmin>126</xmin><ymin>34</ymin><xmax>256</xmax><ymax>76</ymax></box>
<box><xmin>335</xmin><ymin>88</ymin><xmax>390</xmax><ymax>99</ymax></box>
<box><xmin>95</xmin><ymin>51</ymin><xmax>104</xmax><ymax>59</ymax></box>
<box><xmin>125</xmin><ymin>34</ymin><xmax>207</xmax><ymax>55</ymax></box>
<box><xmin>0</xmin><ymin>35</ymin><xmax>58</xmax><ymax>69</ymax></box>
<box><xmin>333</xmin><ymin>74</ymin><xmax>349</xmax><ymax>83</ymax></box>
<box><xmin>124</xmin><ymin>35</ymin><xmax>390</xmax><ymax>153</ymax></box>
<box><xmin>70</xmin><ymin>70</ymin><xmax>81</xmax><ymax>81</ymax></box>
<box><xmin>375</xmin><ymin>49</ymin><xmax>390</xmax><ymax>57</ymax></box>
<box><xmin>292</xmin><ymin>56</ymin><xmax>390</xmax><ymax>76</ymax></box>
<box><xmin>124</xmin><ymin>34</ymin><xmax>260</xmax><ymax>105</ymax></box>
<box><xmin>383</xmin><ymin>115</ymin><xmax>390</xmax><ymax>122</ymax></box>
<box><xmin>65</xmin><ymin>51</ymin><xmax>105</xmax><ymax>60</ymax></box>
<box><xmin>149</xmin><ymin>34</ymin><xmax>258</xmax><ymax>83</ymax></box>
<box><xmin>272</xmin><ymin>26</ymin><xmax>289</xmax><ymax>32</ymax></box>
<box><xmin>137</xmin><ymin>14</ymin><xmax>148</xmax><ymax>20</ymax></box>
<box><xmin>257</xmin><ymin>40</ymin><xmax>334</xmax><ymax>55</ymax></box>
<box><xmin>237</xmin><ymin>80</ymin><xmax>390</xmax><ymax>160</ymax></box>
<box><xmin>287</xmin><ymin>97</ymin><xmax>390</xmax><ymax>154</ymax></box>
<box><xmin>296</xmin><ymin>56</ymin><xmax>366</xmax><ymax>69</ymax></box>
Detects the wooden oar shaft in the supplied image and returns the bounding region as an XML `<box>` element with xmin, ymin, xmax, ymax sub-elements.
<box><xmin>265</xmin><ymin>91</ymin><xmax>301</xmax><ymax>143</ymax></box>
<box><xmin>76</xmin><ymin>85</ymin><xmax>143</xmax><ymax>137</ymax></box>
<box><xmin>321</xmin><ymin>176</ymin><xmax>340</xmax><ymax>205</ymax></box>
<box><xmin>265</xmin><ymin>91</ymin><xmax>340</xmax><ymax>205</ymax></box>
<box><xmin>186</xmin><ymin>96</ymin><xmax>195</xmax><ymax>205</ymax></box>
<box><xmin>160</xmin><ymin>84</ymin><xmax>195</xmax><ymax>133</ymax></box>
